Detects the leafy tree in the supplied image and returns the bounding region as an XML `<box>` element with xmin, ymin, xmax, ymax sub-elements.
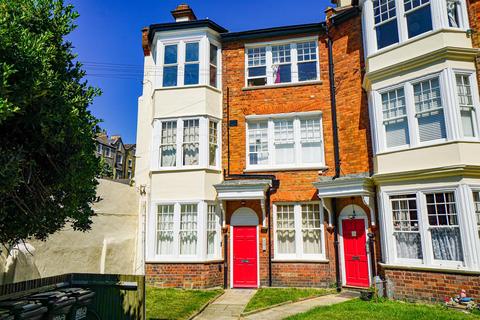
<box><xmin>99</xmin><ymin>157</ymin><xmax>113</xmax><ymax>179</ymax></box>
<box><xmin>0</xmin><ymin>0</ymin><xmax>101</xmax><ymax>248</ymax></box>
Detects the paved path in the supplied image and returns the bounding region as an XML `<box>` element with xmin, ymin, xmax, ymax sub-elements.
<box><xmin>242</xmin><ymin>291</ymin><xmax>360</xmax><ymax>320</ymax></box>
<box><xmin>194</xmin><ymin>289</ymin><xmax>256</xmax><ymax>320</ymax></box>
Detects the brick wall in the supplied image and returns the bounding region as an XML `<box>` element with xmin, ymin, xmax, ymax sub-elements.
<box><xmin>146</xmin><ymin>262</ymin><xmax>223</xmax><ymax>289</ymax></box>
<box><xmin>219</xmin><ymin>12</ymin><xmax>371</xmax><ymax>289</ymax></box>
<box><xmin>468</xmin><ymin>0</ymin><xmax>480</xmax><ymax>90</ymax></box>
<box><xmin>383</xmin><ymin>268</ymin><xmax>480</xmax><ymax>302</ymax></box>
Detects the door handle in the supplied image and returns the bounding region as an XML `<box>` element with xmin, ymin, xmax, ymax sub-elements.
<box><xmin>241</xmin><ymin>259</ymin><xmax>249</xmax><ymax>263</ymax></box>
<box><xmin>351</xmin><ymin>256</ymin><xmax>360</xmax><ymax>261</ymax></box>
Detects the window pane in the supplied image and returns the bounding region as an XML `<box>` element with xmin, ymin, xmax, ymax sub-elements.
<box><xmin>247</xmin><ymin>47</ymin><xmax>266</xmax><ymax>67</ymax></box>
<box><xmin>164</xmin><ymin>45</ymin><xmax>177</xmax><ymax>64</ymax></box>
<box><xmin>382</xmin><ymin>88</ymin><xmax>409</xmax><ymax>147</ymax></box>
<box><xmin>248</xmin><ymin>66</ymin><xmax>266</xmax><ymax>77</ymax></box>
<box><xmin>157</xmin><ymin>205</ymin><xmax>174</xmax><ymax>255</ymax></box>
<box><xmin>302</xmin><ymin>204</ymin><xmax>322</xmax><ymax>254</ymax></box>
<box><xmin>210</xmin><ymin>44</ymin><xmax>218</xmax><ymax>87</ymax></box>
<box><xmin>405</xmin><ymin>4</ymin><xmax>432</xmax><ymax>38</ymax></box>
<box><xmin>207</xmin><ymin>205</ymin><xmax>217</xmax><ymax>255</ymax></box>
<box><xmin>447</xmin><ymin>0</ymin><xmax>461</xmax><ymax>28</ymax></box>
<box><xmin>274</xmin><ymin>120</ymin><xmax>294</xmax><ymax>164</ymax></box>
<box><xmin>272</xmin><ymin>44</ymin><xmax>291</xmax><ymax>64</ymax></box>
<box><xmin>209</xmin><ymin>121</ymin><xmax>218</xmax><ymax>166</ymax></box>
<box><xmin>390</xmin><ymin>194</ymin><xmax>422</xmax><ymax>259</ymax></box>
<box><xmin>297</xmin><ymin>42</ymin><xmax>317</xmax><ymax>62</ymax></box>
<box><xmin>210</xmin><ymin>65</ymin><xmax>217</xmax><ymax>87</ymax></box>
<box><xmin>185</xmin><ymin>43</ymin><xmax>199</xmax><ymax>62</ymax></box>
<box><xmin>183</xmin><ymin>119</ymin><xmax>199</xmax><ymax>165</ymax></box>
<box><xmin>273</xmin><ymin>64</ymin><xmax>291</xmax><ymax>84</ymax></box>
<box><xmin>461</xmin><ymin>109</ymin><xmax>475</xmax><ymax>137</ymax></box>
<box><xmin>456</xmin><ymin>74</ymin><xmax>476</xmax><ymax>137</ymax></box>
<box><xmin>473</xmin><ymin>191</ymin><xmax>480</xmax><ymax>239</ymax></box>
<box><xmin>277</xmin><ymin>205</ymin><xmax>296</xmax><ymax>254</ymax></box>
<box><xmin>426</xmin><ymin>192</ymin><xmax>463</xmax><ymax>262</ymax></box>
<box><xmin>163</xmin><ymin>66</ymin><xmax>178</xmax><ymax>87</ymax></box>
<box><xmin>161</xmin><ymin>121</ymin><xmax>177</xmax><ymax>167</ymax></box>
<box><xmin>374</xmin><ymin>0</ymin><xmax>397</xmax><ymax>24</ymax></box>
<box><xmin>184</xmin><ymin>64</ymin><xmax>199</xmax><ymax>85</ymax></box>
<box><xmin>414</xmin><ymin>78</ymin><xmax>446</xmax><ymax>142</ymax></box>
<box><xmin>248</xmin><ymin>122</ymin><xmax>268</xmax><ymax>165</ymax></box>
<box><xmin>180</xmin><ymin>204</ymin><xmax>198</xmax><ymax>255</ymax></box>
<box><xmin>247</xmin><ymin>47</ymin><xmax>267</xmax><ymax>87</ymax></box>
<box><xmin>298</xmin><ymin>62</ymin><xmax>317</xmax><ymax>82</ymax></box>
<box><xmin>376</xmin><ymin>19</ymin><xmax>399</xmax><ymax>49</ymax></box>
<box><xmin>300</xmin><ymin>119</ymin><xmax>322</xmax><ymax>163</ymax></box>
<box><xmin>210</xmin><ymin>44</ymin><xmax>218</xmax><ymax>65</ymax></box>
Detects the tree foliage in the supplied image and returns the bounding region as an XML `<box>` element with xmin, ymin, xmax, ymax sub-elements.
<box><xmin>0</xmin><ymin>0</ymin><xmax>101</xmax><ymax>248</ymax></box>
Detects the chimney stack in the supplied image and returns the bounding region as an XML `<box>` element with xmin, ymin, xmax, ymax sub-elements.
<box><xmin>171</xmin><ymin>4</ymin><xmax>197</xmax><ymax>22</ymax></box>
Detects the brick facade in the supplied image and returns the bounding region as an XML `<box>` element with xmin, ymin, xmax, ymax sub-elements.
<box><xmin>468</xmin><ymin>0</ymin><xmax>480</xmax><ymax>90</ymax></box>
<box><xmin>146</xmin><ymin>262</ymin><xmax>223</xmax><ymax>289</ymax></box>
<box><xmin>217</xmin><ymin>12</ymin><xmax>372</xmax><ymax>289</ymax></box>
<box><xmin>383</xmin><ymin>268</ymin><xmax>480</xmax><ymax>302</ymax></box>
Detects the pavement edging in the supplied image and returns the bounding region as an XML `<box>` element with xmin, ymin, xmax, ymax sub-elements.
<box><xmin>188</xmin><ymin>290</ymin><xmax>226</xmax><ymax>320</ymax></box>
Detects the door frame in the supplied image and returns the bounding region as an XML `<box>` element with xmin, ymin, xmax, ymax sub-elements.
<box><xmin>338</xmin><ymin>205</ymin><xmax>372</xmax><ymax>288</ymax></box>
<box><xmin>230</xmin><ymin>225</ymin><xmax>260</xmax><ymax>288</ymax></box>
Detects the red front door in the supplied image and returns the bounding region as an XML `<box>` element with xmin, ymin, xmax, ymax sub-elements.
<box><xmin>342</xmin><ymin>219</ymin><xmax>369</xmax><ymax>288</ymax></box>
<box><xmin>233</xmin><ymin>226</ymin><xmax>258</xmax><ymax>288</ymax></box>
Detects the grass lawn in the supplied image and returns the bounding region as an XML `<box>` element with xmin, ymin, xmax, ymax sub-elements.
<box><xmin>146</xmin><ymin>286</ymin><xmax>223</xmax><ymax>320</ymax></box>
<box><xmin>286</xmin><ymin>299</ymin><xmax>480</xmax><ymax>320</ymax></box>
<box><xmin>243</xmin><ymin>287</ymin><xmax>334</xmax><ymax>313</ymax></box>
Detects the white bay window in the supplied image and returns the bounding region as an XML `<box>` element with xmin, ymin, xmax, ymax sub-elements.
<box><xmin>374</xmin><ymin>70</ymin><xmax>480</xmax><ymax>153</ymax></box>
<box><xmin>246</xmin><ymin>38</ymin><xmax>319</xmax><ymax>87</ymax></box>
<box><xmin>153</xmin><ymin>116</ymin><xmax>220</xmax><ymax>170</ymax></box>
<box><xmin>153</xmin><ymin>201</ymin><xmax>221</xmax><ymax>261</ymax></box>
<box><xmin>246</xmin><ymin>112</ymin><xmax>325</xmax><ymax>170</ymax></box>
<box><xmin>274</xmin><ymin>203</ymin><xmax>325</xmax><ymax>260</ymax></box>
<box><xmin>368</xmin><ymin>0</ymin><xmax>469</xmax><ymax>52</ymax></box>
<box><xmin>383</xmin><ymin>185</ymin><xmax>480</xmax><ymax>270</ymax></box>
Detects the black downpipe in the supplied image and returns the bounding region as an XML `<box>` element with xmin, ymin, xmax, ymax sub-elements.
<box><xmin>267</xmin><ymin>189</ymin><xmax>272</xmax><ymax>287</ymax></box>
<box><xmin>327</xmin><ymin>24</ymin><xmax>342</xmax><ymax>293</ymax></box>
<box><xmin>226</xmin><ymin>87</ymin><xmax>230</xmax><ymax>176</ymax></box>
<box><xmin>223</xmin><ymin>233</ymin><xmax>228</xmax><ymax>289</ymax></box>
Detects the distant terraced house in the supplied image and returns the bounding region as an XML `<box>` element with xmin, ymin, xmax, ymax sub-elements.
<box><xmin>96</xmin><ymin>132</ymin><xmax>136</xmax><ymax>181</ymax></box>
<box><xmin>135</xmin><ymin>1</ymin><xmax>480</xmax><ymax>302</ymax></box>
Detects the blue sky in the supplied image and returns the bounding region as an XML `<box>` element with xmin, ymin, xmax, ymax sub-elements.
<box><xmin>68</xmin><ymin>0</ymin><xmax>331</xmax><ymax>143</ymax></box>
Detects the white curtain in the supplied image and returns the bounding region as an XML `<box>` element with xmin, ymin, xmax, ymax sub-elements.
<box><xmin>157</xmin><ymin>231</ymin><xmax>173</xmax><ymax>255</ymax></box>
<box><xmin>275</xmin><ymin>143</ymin><xmax>294</xmax><ymax>164</ymax></box>
<box><xmin>447</xmin><ymin>0</ymin><xmax>460</xmax><ymax>28</ymax></box>
<box><xmin>277</xmin><ymin>230</ymin><xmax>295</xmax><ymax>254</ymax></box>
<box><xmin>207</xmin><ymin>231</ymin><xmax>215</xmax><ymax>255</ymax></box>
<box><xmin>431</xmin><ymin>228</ymin><xmax>463</xmax><ymax>261</ymax></box>
<box><xmin>180</xmin><ymin>231</ymin><xmax>197</xmax><ymax>255</ymax></box>
<box><xmin>161</xmin><ymin>146</ymin><xmax>176</xmax><ymax>167</ymax></box>
<box><xmin>183</xmin><ymin>143</ymin><xmax>199</xmax><ymax>165</ymax></box>
<box><xmin>395</xmin><ymin>232</ymin><xmax>422</xmax><ymax>259</ymax></box>
<box><xmin>303</xmin><ymin>230</ymin><xmax>321</xmax><ymax>254</ymax></box>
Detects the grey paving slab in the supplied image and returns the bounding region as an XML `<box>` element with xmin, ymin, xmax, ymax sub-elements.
<box><xmin>194</xmin><ymin>289</ymin><xmax>256</xmax><ymax>320</ymax></box>
<box><xmin>242</xmin><ymin>291</ymin><xmax>360</xmax><ymax>320</ymax></box>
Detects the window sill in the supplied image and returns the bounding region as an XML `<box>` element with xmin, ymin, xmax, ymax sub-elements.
<box><xmin>242</xmin><ymin>80</ymin><xmax>323</xmax><ymax>91</ymax></box>
<box><xmin>379</xmin><ymin>263</ymin><xmax>480</xmax><ymax>275</ymax></box>
<box><xmin>154</xmin><ymin>84</ymin><xmax>221</xmax><ymax>93</ymax></box>
<box><xmin>151</xmin><ymin>167</ymin><xmax>222</xmax><ymax>174</ymax></box>
<box><xmin>244</xmin><ymin>165</ymin><xmax>328</xmax><ymax>173</ymax></box>
<box><xmin>272</xmin><ymin>258</ymin><xmax>329</xmax><ymax>264</ymax></box>
<box><xmin>146</xmin><ymin>259</ymin><xmax>224</xmax><ymax>264</ymax></box>
<box><xmin>375</xmin><ymin>139</ymin><xmax>480</xmax><ymax>156</ymax></box>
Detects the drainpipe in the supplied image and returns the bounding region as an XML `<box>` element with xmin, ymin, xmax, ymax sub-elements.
<box><xmin>223</xmin><ymin>232</ymin><xmax>228</xmax><ymax>289</ymax></box>
<box><xmin>326</xmin><ymin>23</ymin><xmax>342</xmax><ymax>293</ymax></box>
<box><xmin>267</xmin><ymin>189</ymin><xmax>272</xmax><ymax>287</ymax></box>
<box><xmin>226</xmin><ymin>87</ymin><xmax>231</xmax><ymax>176</ymax></box>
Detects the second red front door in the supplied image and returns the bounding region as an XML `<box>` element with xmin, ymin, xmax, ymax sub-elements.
<box><xmin>232</xmin><ymin>226</ymin><xmax>258</xmax><ymax>288</ymax></box>
<box><xmin>342</xmin><ymin>219</ymin><xmax>369</xmax><ymax>288</ymax></box>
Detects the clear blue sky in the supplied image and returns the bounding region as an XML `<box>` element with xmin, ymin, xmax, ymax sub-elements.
<box><xmin>68</xmin><ymin>0</ymin><xmax>331</xmax><ymax>143</ymax></box>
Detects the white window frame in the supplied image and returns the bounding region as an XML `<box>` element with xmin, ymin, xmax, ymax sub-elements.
<box><xmin>472</xmin><ymin>189</ymin><xmax>480</xmax><ymax>239</ymax></box>
<box><xmin>149</xmin><ymin>200</ymin><xmax>221</xmax><ymax>262</ymax></box>
<box><xmin>156</xmin><ymin>35</ymin><xmax>222</xmax><ymax>89</ymax></box>
<box><xmin>244</xmin><ymin>37</ymin><xmax>320</xmax><ymax>88</ymax></box>
<box><xmin>273</xmin><ymin>202</ymin><xmax>326</xmax><ymax>261</ymax></box>
<box><xmin>366</xmin><ymin>0</ymin><xmax>470</xmax><ymax>54</ymax></box>
<box><xmin>184</xmin><ymin>41</ymin><xmax>200</xmax><ymax>86</ymax></box>
<box><xmin>208</xmin><ymin>120</ymin><xmax>220</xmax><ymax>168</ymax></box>
<box><xmin>152</xmin><ymin>116</ymin><xmax>221</xmax><ymax>171</ymax></box>
<box><xmin>453</xmin><ymin>71</ymin><xmax>480</xmax><ymax>140</ymax></box>
<box><xmin>373</xmin><ymin>69</ymin><xmax>480</xmax><ymax>154</ymax></box>
<box><xmin>245</xmin><ymin>111</ymin><xmax>326</xmax><ymax>171</ymax></box>
<box><xmin>381</xmin><ymin>185</ymin><xmax>480</xmax><ymax>270</ymax></box>
<box><xmin>206</xmin><ymin>202</ymin><xmax>222</xmax><ymax>259</ymax></box>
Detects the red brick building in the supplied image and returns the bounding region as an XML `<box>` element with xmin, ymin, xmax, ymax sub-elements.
<box><xmin>138</xmin><ymin>1</ymin><xmax>480</xmax><ymax>301</ymax></box>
